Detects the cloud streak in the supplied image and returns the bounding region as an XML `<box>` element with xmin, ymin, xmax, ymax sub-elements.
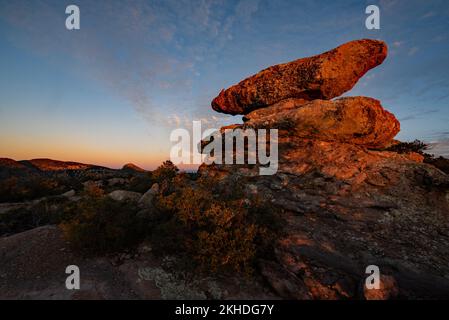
<box><xmin>0</xmin><ymin>0</ymin><xmax>260</xmax><ymax>128</ymax></box>
<box><xmin>399</xmin><ymin>109</ymin><xmax>439</xmax><ymax>121</ymax></box>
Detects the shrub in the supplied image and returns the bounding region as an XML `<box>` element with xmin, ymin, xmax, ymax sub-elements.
<box><xmin>126</xmin><ymin>174</ymin><xmax>153</xmax><ymax>193</ymax></box>
<box><xmin>152</xmin><ymin>160</ymin><xmax>179</xmax><ymax>184</ymax></box>
<box><xmin>152</xmin><ymin>176</ymin><xmax>282</xmax><ymax>275</ymax></box>
<box><xmin>0</xmin><ymin>177</ymin><xmax>19</xmax><ymax>202</ymax></box>
<box><xmin>60</xmin><ymin>197</ymin><xmax>148</xmax><ymax>254</ymax></box>
<box><xmin>384</xmin><ymin>140</ymin><xmax>449</xmax><ymax>175</ymax></box>
<box><xmin>0</xmin><ymin>174</ymin><xmax>81</xmax><ymax>203</ymax></box>
<box><xmin>385</xmin><ymin>140</ymin><xmax>429</xmax><ymax>154</ymax></box>
<box><xmin>424</xmin><ymin>156</ymin><xmax>449</xmax><ymax>175</ymax></box>
<box><xmin>83</xmin><ymin>184</ymin><xmax>104</xmax><ymax>198</ymax></box>
<box><xmin>0</xmin><ymin>197</ymin><xmax>72</xmax><ymax>236</ymax></box>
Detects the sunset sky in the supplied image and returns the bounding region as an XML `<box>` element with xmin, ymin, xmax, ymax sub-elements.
<box><xmin>1</xmin><ymin>0</ymin><xmax>449</xmax><ymax>169</ymax></box>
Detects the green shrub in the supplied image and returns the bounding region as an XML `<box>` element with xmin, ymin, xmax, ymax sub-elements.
<box><xmin>385</xmin><ymin>140</ymin><xmax>449</xmax><ymax>175</ymax></box>
<box><xmin>152</xmin><ymin>160</ymin><xmax>179</xmax><ymax>184</ymax></box>
<box><xmin>82</xmin><ymin>183</ymin><xmax>104</xmax><ymax>198</ymax></box>
<box><xmin>0</xmin><ymin>197</ymin><xmax>72</xmax><ymax>236</ymax></box>
<box><xmin>425</xmin><ymin>156</ymin><xmax>449</xmax><ymax>175</ymax></box>
<box><xmin>385</xmin><ymin>140</ymin><xmax>429</xmax><ymax>154</ymax></box>
<box><xmin>60</xmin><ymin>197</ymin><xmax>148</xmax><ymax>254</ymax></box>
<box><xmin>126</xmin><ymin>174</ymin><xmax>153</xmax><ymax>193</ymax></box>
<box><xmin>0</xmin><ymin>175</ymin><xmax>79</xmax><ymax>203</ymax></box>
<box><xmin>152</xmin><ymin>176</ymin><xmax>282</xmax><ymax>275</ymax></box>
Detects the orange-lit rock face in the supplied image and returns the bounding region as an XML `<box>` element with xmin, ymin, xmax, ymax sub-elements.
<box><xmin>242</xmin><ymin>98</ymin><xmax>308</xmax><ymax>122</ymax></box>
<box><xmin>363</xmin><ymin>275</ymin><xmax>399</xmax><ymax>300</ymax></box>
<box><xmin>244</xmin><ymin>97</ymin><xmax>400</xmax><ymax>149</ymax></box>
<box><xmin>211</xmin><ymin>39</ymin><xmax>387</xmax><ymax>115</ymax></box>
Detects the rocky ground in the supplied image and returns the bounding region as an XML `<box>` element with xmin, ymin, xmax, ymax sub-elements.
<box><xmin>0</xmin><ymin>225</ymin><xmax>276</xmax><ymax>300</ymax></box>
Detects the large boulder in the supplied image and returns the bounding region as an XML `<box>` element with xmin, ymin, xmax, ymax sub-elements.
<box><xmin>212</xmin><ymin>39</ymin><xmax>387</xmax><ymax>115</ymax></box>
<box><xmin>108</xmin><ymin>190</ymin><xmax>142</xmax><ymax>202</ymax></box>
<box><xmin>138</xmin><ymin>183</ymin><xmax>160</xmax><ymax>208</ymax></box>
<box><xmin>244</xmin><ymin>97</ymin><xmax>400</xmax><ymax>149</ymax></box>
<box><xmin>61</xmin><ymin>190</ymin><xmax>76</xmax><ymax>198</ymax></box>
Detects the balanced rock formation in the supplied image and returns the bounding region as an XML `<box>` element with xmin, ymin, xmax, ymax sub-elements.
<box><xmin>212</xmin><ymin>39</ymin><xmax>387</xmax><ymax>115</ymax></box>
<box><xmin>200</xmin><ymin>39</ymin><xmax>449</xmax><ymax>299</ymax></box>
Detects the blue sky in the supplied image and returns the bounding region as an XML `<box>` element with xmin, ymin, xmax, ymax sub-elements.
<box><xmin>1</xmin><ymin>0</ymin><xmax>449</xmax><ymax>168</ymax></box>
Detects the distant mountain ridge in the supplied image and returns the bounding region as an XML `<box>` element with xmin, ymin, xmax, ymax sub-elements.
<box><xmin>0</xmin><ymin>158</ymin><xmax>109</xmax><ymax>172</ymax></box>
<box><xmin>0</xmin><ymin>158</ymin><xmax>28</xmax><ymax>170</ymax></box>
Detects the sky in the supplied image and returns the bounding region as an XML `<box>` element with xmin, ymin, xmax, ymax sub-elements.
<box><xmin>0</xmin><ymin>0</ymin><xmax>448</xmax><ymax>170</ymax></box>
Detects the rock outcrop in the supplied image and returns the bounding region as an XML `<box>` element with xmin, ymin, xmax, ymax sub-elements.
<box><xmin>212</xmin><ymin>39</ymin><xmax>387</xmax><ymax>115</ymax></box>
<box><xmin>201</xmin><ymin>39</ymin><xmax>449</xmax><ymax>299</ymax></box>
<box><xmin>244</xmin><ymin>97</ymin><xmax>400</xmax><ymax>148</ymax></box>
<box><xmin>138</xmin><ymin>183</ymin><xmax>160</xmax><ymax>208</ymax></box>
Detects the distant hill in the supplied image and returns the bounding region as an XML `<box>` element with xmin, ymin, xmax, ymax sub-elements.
<box><xmin>0</xmin><ymin>158</ymin><xmax>28</xmax><ymax>170</ymax></box>
<box><xmin>19</xmin><ymin>158</ymin><xmax>108</xmax><ymax>172</ymax></box>
<box><xmin>0</xmin><ymin>158</ymin><xmax>116</xmax><ymax>181</ymax></box>
<box><xmin>0</xmin><ymin>158</ymin><xmax>111</xmax><ymax>172</ymax></box>
<box><xmin>122</xmin><ymin>163</ymin><xmax>146</xmax><ymax>172</ymax></box>
<box><xmin>0</xmin><ymin>158</ymin><xmax>37</xmax><ymax>178</ymax></box>
<box><xmin>0</xmin><ymin>158</ymin><xmax>151</xmax><ymax>203</ymax></box>
<box><xmin>0</xmin><ymin>158</ymin><xmax>152</xmax><ymax>181</ymax></box>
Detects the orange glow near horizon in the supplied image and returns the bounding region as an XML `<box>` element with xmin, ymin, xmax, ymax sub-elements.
<box><xmin>1</xmin><ymin>138</ymin><xmax>164</xmax><ymax>170</ymax></box>
<box><xmin>0</xmin><ymin>136</ymin><xmax>200</xmax><ymax>171</ymax></box>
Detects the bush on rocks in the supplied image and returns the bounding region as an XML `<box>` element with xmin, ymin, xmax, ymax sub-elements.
<box><xmin>152</xmin><ymin>175</ymin><xmax>282</xmax><ymax>274</ymax></box>
<box><xmin>60</xmin><ymin>197</ymin><xmax>148</xmax><ymax>254</ymax></box>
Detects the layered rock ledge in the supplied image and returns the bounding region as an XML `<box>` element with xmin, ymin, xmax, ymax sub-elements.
<box><xmin>244</xmin><ymin>97</ymin><xmax>400</xmax><ymax>149</ymax></box>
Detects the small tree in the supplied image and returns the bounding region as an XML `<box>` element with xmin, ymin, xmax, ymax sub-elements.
<box><xmin>386</xmin><ymin>140</ymin><xmax>429</xmax><ymax>154</ymax></box>
<box><xmin>60</xmin><ymin>197</ymin><xmax>147</xmax><ymax>254</ymax></box>
<box><xmin>152</xmin><ymin>160</ymin><xmax>179</xmax><ymax>183</ymax></box>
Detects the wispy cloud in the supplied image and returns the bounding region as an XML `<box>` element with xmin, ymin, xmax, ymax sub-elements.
<box><xmin>427</xmin><ymin>139</ymin><xmax>449</xmax><ymax>158</ymax></box>
<box><xmin>408</xmin><ymin>46</ymin><xmax>419</xmax><ymax>56</ymax></box>
<box><xmin>421</xmin><ymin>11</ymin><xmax>436</xmax><ymax>19</ymax></box>
<box><xmin>0</xmin><ymin>0</ymin><xmax>260</xmax><ymax>128</ymax></box>
<box><xmin>424</xmin><ymin>131</ymin><xmax>449</xmax><ymax>158</ymax></box>
<box><xmin>399</xmin><ymin>109</ymin><xmax>439</xmax><ymax>121</ymax></box>
<box><xmin>1</xmin><ymin>0</ymin><xmax>448</xmax><ymax>141</ymax></box>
